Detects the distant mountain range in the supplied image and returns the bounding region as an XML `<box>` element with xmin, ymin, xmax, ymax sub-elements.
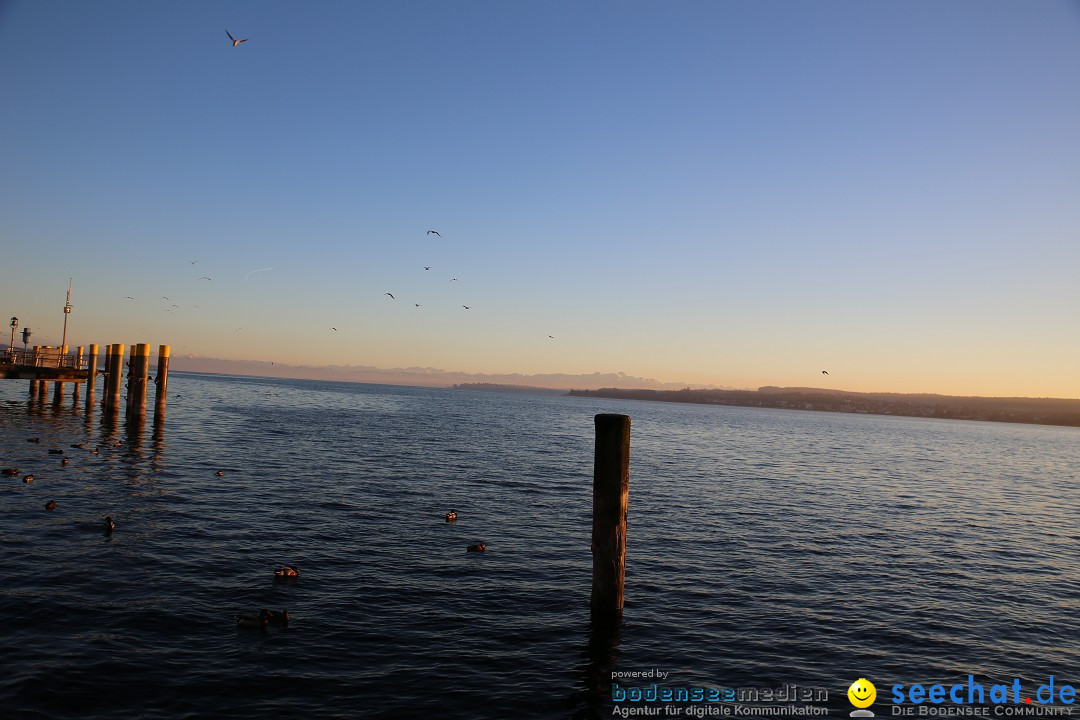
<box><xmin>166</xmin><ymin>354</ymin><xmax>714</xmax><ymax>391</ymax></box>
<box><xmin>567</xmin><ymin>386</ymin><xmax>1080</xmax><ymax>428</ymax></box>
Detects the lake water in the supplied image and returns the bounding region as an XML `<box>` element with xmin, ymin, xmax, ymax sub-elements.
<box><xmin>1</xmin><ymin>373</ymin><xmax>1078</xmax><ymax>719</ymax></box>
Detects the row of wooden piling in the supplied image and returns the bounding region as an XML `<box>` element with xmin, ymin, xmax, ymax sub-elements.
<box><xmin>28</xmin><ymin>343</ymin><xmax>171</xmax><ymax>424</ymax></box>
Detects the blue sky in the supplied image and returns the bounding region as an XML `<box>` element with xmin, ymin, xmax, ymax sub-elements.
<box><xmin>2</xmin><ymin>1</ymin><xmax>1079</xmax><ymax>396</ymax></box>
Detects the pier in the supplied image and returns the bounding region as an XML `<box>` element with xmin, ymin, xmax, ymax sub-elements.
<box><xmin>1</xmin><ymin>343</ymin><xmax>171</xmax><ymax>423</ymax></box>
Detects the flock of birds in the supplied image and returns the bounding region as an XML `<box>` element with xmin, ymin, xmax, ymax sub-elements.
<box><xmin>5</xmin><ymin>437</ymin><xmax>127</xmax><ymax>532</ymax></box>
<box><xmin>7</xmin><ymin>432</ymin><xmax>488</xmax><ymax>633</ymax></box>
<box><xmin>118</xmin><ymin>227</ymin><xmax>561</xmax><ymax>352</ymax></box>
<box><xmin>233</xmin><ymin>510</ymin><xmax>486</xmax><ymax>630</ymax></box>
<box><xmin>106</xmin><ymin>30</ymin><xmax>569</xmax><ymax>353</ymax></box>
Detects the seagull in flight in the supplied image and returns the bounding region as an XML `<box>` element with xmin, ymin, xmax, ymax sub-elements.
<box><xmin>162</xmin><ymin>296</ymin><xmax>169</xmax><ymax>300</ymax></box>
<box><xmin>548</xmin><ymin>335</ymin><xmax>555</xmax><ymax>339</ymax></box>
<box><xmin>427</xmin><ymin>230</ymin><xmax>441</xmax><ymax>237</ymax></box>
<box><xmin>821</xmin><ymin>370</ymin><xmax>829</xmax><ymax>375</ymax></box>
<box><xmin>424</xmin><ymin>266</ymin><xmax>431</xmax><ymax>270</ymax></box>
<box><xmin>226</xmin><ymin>29</ymin><xmax>248</xmax><ymax>47</ymax></box>
<box><xmin>332</xmin><ymin>327</ymin><xmax>338</xmax><ymax>331</ymax></box>
<box><xmin>414</xmin><ymin>303</ymin><xmax>421</xmax><ymax>308</ymax></box>
<box><xmin>449</xmin><ymin>278</ymin><xmax>458</xmax><ymax>282</ymax></box>
<box><xmin>199</xmin><ymin>276</ymin><xmax>212</xmax><ymax>281</ymax></box>
<box><xmin>385</xmin><ymin>292</ymin><xmax>395</xmax><ymax>299</ymax></box>
<box><xmin>462</xmin><ymin>305</ymin><xmax>471</xmax><ymax>310</ymax></box>
<box><xmin>124</xmin><ymin>296</ymin><xmax>135</xmax><ymax>300</ymax></box>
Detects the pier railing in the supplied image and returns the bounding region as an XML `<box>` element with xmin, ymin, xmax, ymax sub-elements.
<box><xmin>3</xmin><ymin>347</ymin><xmax>83</xmax><ymax>370</ymax></box>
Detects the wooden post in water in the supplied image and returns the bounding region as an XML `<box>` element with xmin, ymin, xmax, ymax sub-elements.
<box><xmin>29</xmin><ymin>378</ymin><xmax>38</xmax><ymax>396</ymax></box>
<box><xmin>102</xmin><ymin>344</ymin><xmax>114</xmax><ymax>404</ymax></box>
<box><xmin>105</xmin><ymin>343</ymin><xmax>124</xmax><ymax>412</ymax></box>
<box><xmin>124</xmin><ymin>345</ymin><xmax>134</xmax><ymax>414</ymax></box>
<box><xmin>591</xmin><ymin>413</ymin><xmax>631</xmax><ymax>614</ymax></box>
<box><xmin>85</xmin><ymin>344</ymin><xmax>98</xmax><ymax>409</ymax></box>
<box><xmin>38</xmin><ymin>379</ymin><xmax>48</xmax><ymax>401</ymax></box>
<box><xmin>52</xmin><ymin>380</ymin><xmax>64</xmax><ymax>404</ymax></box>
<box><xmin>127</xmin><ymin>344</ymin><xmax>150</xmax><ymax>421</ymax></box>
<box><xmin>154</xmin><ymin>344</ymin><xmax>170</xmax><ymax>425</ymax></box>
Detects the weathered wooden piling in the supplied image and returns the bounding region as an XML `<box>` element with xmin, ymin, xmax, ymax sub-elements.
<box><xmin>154</xmin><ymin>344</ymin><xmax>170</xmax><ymax>424</ymax></box>
<box><xmin>126</xmin><ymin>344</ymin><xmax>150</xmax><ymax>421</ymax></box>
<box><xmin>52</xmin><ymin>380</ymin><xmax>64</xmax><ymax>404</ymax></box>
<box><xmin>103</xmin><ymin>345</ymin><xmax>114</xmax><ymax>404</ymax></box>
<box><xmin>29</xmin><ymin>378</ymin><xmax>38</xmax><ymax>396</ymax></box>
<box><xmin>37</xmin><ymin>379</ymin><xmax>48</xmax><ymax>400</ymax></box>
<box><xmin>105</xmin><ymin>343</ymin><xmax>124</xmax><ymax>412</ymax></box>
<box><xmin>85</xmin><ymin>344</ymin><xmax>98</xmax><ymax>409</ymax></box>
<box><xmin>591</xmin><ymin>413</ymin><xmax>631</xmax><ymax>614</ymax></box>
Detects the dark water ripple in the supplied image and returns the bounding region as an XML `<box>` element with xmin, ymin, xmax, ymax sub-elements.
<box><xmin>2</xmin><ymin>374</ymin><xmax>1079</xmax><ymax>718</ymax></box>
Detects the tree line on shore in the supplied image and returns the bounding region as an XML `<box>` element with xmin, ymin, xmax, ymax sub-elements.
<box><xmin>566</xmin><ymin>386</ymin><xmax>1080</xmax><ymax>428</ymax></box>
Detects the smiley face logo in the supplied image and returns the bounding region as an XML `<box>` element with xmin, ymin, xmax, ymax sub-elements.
<box><xmin>848</xmin><ymin>678</ymin><xmax>876</xmax><ymax>709</ymax></box>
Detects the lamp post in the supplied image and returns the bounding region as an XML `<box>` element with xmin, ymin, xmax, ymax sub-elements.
<box><xmin>61</xmin><ymin>278</ymin><xmax>73</xmax><ymax>359</ymax></box>
<box><xmin>8</xmin><ymin>317</ymin><xmax>16</xmax><ymax>361</ymax></box>
<box><xmin>22</xmin><ymin>327</ymin><xmax>31</xmax><ymax>360</ymax></box>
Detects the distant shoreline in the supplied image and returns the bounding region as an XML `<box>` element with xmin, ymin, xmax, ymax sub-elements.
<box><xmin>566</xmin><ymin>387</ymin><xmax>1080</xmax><ymax>428</ymax></box>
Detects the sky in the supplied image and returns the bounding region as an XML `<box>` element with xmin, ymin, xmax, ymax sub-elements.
<box><xmin>1</xmin><ymin>1</ymin><xmax>1078</xmax><ymax>397</ymax></box>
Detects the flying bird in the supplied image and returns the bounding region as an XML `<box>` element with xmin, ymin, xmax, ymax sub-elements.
<box><xmin>162</xmin><ymin>296</ymin><xmax>169</xmax><ymax>300</ymax></box>
<box><xmin>414</xmin><ymin>303</ymin><xmax>421</xmax><ymax>308</ymax></box>
<box><xmin>822</xmin><ymin>370</ymin><xmax>829</xmax><ymax>375</ymax></box>
<box><xmin>190</xmin><ymin>260</ymin><xmax>198</xmax><ymax>265</ymax></box>
<box><xmin>385</xmin><ymin>292</ymin><xmax>395</xmax><ymax>299</ymax></box>
<box><xmin>449</xmin><ymin>278</ymin><xmax>458</xmax><ymax>282</ymax></box>
<box><xmin>548</xmin><ymin>335</ymin><xmax>555</xmax><ymax>339</ymax></box>
<box><xmin>462</xmin><ymin>305</ymin><xmax>471</xmax><ymax>310</ymax></box>
<box><xmin>226</xmin><ymin>29</ymin><xmax>248</xmax><ymax>47</ymax></box>
<box><xmin>427</xmin><ymin>230</ymin><xmax>441</xmax><ymax>237</ymax></box>
<box><xmin>332</xmin><ymin>327</ymin><xmax>338</xmax><ymax>331</ymax></box>
<box><xmin>424</xmin><ymin>267</ymin><xmax>431</xmax><ymax>270</ymax></box>
<box><xmin>199</xmin><ymin>276</ymin><xmax>212</xmax><ymax>281</ymax></box>
<box><xmin>124</xmin><ymin>296</ymin><xmax>134</xmax><ymax>300</ymax></box>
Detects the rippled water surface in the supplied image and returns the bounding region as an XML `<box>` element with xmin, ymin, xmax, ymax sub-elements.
<box><xmin>2</xmin><ymin>373</ymin><xmax>1078</xmax><ymax>719</ymax></box>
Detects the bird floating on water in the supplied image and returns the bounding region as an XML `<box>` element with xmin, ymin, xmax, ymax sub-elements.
<box><xmin>236</xmin><ymin>609</ymin><xmax>270</xmax><ymax>627</ymax></box>
<box><xmin>215</xmin><ymin>471</ymin><xmax>225</xmax><ymax>477</ymax></box>
<box><xmin>446</xmin><ymin>510</ymin><xmax>458</xmax><ymax>522</ymax></box>
<box><xmin>45</xmin><ymin>500</ymin><xmax>57</xmax><ymax>511</ymax></box>
<box><xmin>2</xmin><ymin>468</ymin><xmax>21</xmax><ymax>476</ymax></box>
<box><xmin>27</xmin><ymin>437</ymin><xmax>40</xmax><ymax>443</ymax></box>
<box><xmin>466</xmin><ymin>543</ymin><xmax>486</xmax><ymax>552</ymax></box>
<box><xmin>23</xmin><ymin>474</ymin><xmax>34</xmax><ymax>484</ymax></box>
<box><xmin>274</xmin><ymin>566</ymin><xmax>300</xmax><ymax>578</ymax></box>
<box><xmin>226</xmin><ymin>29</ymin><xmax>249</xmax><ymax>47</ymax></box>
<box><xmin>104</xmin><ymin>516</ymin><xmax>116</xmax><ymax>532</ymax></box>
